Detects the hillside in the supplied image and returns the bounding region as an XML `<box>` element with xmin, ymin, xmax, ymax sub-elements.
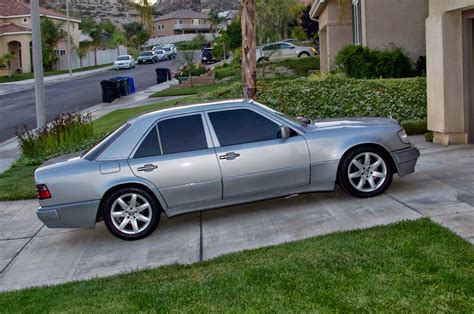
<box><xmin>153</xmin><ymin>0</ymin><xmax>240</xmax><ymax>15</ymax></box>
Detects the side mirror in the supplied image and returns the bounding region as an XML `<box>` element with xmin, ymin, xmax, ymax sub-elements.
<box><xmin>280</xmin><ymin>125</ymin><xmax>291</xmax><ymax>140</ymax></box>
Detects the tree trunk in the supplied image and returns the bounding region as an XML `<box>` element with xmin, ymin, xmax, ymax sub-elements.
<box><xmin>94</xmin><ymin>47</ymin><xmax>98</xmax><ymax>66</ymax></box>
<box><xmin>241</xmin><ymin>0</ymin><xmax>257</xmax><ymax>99</ymax></box>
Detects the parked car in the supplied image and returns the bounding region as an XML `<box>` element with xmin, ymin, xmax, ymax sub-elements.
<box><xmin>201</xmin><ymin>48</ymin><xmax>229</xmax><ymax>64</ymax></box>
<box><xmin>35</xmin><ymin>99</ymin><xmax>419</xmax><ymax>241</ymax></box>
<box><xmin>137</xmin><ymin>51</ymin><xmax>157</xmax><ymax>64</ymax></box>
<box><xmin>113</xmin><ymin>55</ymin><xmax>135</xmax><ymax>70</ymax></box>
<box><xmin>162</xmin><ymin>46</ymin><xmax>176</xmax><ymax>59</ymax></box>
<box><xmin>256</xmin><ymin>42</ymin><xmax>317</xmax><ymax>62</ymax></box>
<box><xmin>154</xmin><ymin>49</ymin><xmax>167</xmax><ymax>62</ymax></box>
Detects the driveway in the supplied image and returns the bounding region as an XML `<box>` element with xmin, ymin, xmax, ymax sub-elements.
<box><xmin>0</xmin><ymin>137</ymin><xmax>472</xmax><ymax>291</ymax></box>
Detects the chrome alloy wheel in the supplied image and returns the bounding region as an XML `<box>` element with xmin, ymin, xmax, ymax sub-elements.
<box><xmin>110</xmin><ymin>193</ymin><xmax>152</xmax><ymax>235</ymax></box>
<box><xmin>347</xmin><ymin>152</ymin><xmax>387</xmax><ymax>193</ymax></box>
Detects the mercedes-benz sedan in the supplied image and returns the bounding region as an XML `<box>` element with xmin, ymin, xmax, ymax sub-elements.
<box><xmin>35</xmin><ymin>100</ymin><xmax>419</xmax><ymax>240</ymax></box>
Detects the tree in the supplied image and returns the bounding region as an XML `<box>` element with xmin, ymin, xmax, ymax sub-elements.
<box><xmin>80</xmin><ymin>18</ymin><xmax>102</xmax><ymax>66</ymax></box>
<box><xmin>129</xmin><ymin>0</ymin><xmax>153</xmax><ymax>33</ymax></box>
<box><xmin>0</xmin><ymin>53</ymin><xmax>15</xmax><ymax>77</ymax></box>
<box><xmin>242</xmin><ymin>0</ymin><xmax>257</xmax><ymax>99</ymax></box>
<box><xmin>123</xmin><ymin>22</ymin><xmax>150</xmax><ymax>48</ymax></box>
<box><xmin>209</xmin><ymin>11</ymin><xmax>224</xmax><ymax>33</ymax></box>
<box><xmin>300</xmin><ymin>4</ymin><xmax>318</xmax><ymax>41</ymax></box>
<box><xmin>77</xmin><ymin>41</ymin><xmax>90</xmax><ymax>68</ymax></box>
<box><xmin>220</xmin><ymin>19</ymin><xmax>242</xmax><ymax>50</ymax></box>
<box><xmin>255</xmin><ymin>0</ymin><xmax>302</xmax><ymax>44</ymax></box>
<box><xmin>41</xmin><ymin>18</ymin><xmax>66</xmax><ymax>70</ymax></box>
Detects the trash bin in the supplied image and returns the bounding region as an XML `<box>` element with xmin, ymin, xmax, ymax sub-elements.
<box><xmin>155</xmin><ymin>68</ymin><xmax>171</xmax><ymax>84</ymax></box>
<box><xmin>100</xmin><ymin>79</ymin><xmax>120</xmax><ymax>103</ymax></box>
<box><xmin>113</xmin><ymin>77</ymin><xmax>130</xmax><ymax>96</ymax></box>
<box><xmin>115</xmin><ymin>76</ymin><xmax>135</xmax><ymax>94</ymax></box>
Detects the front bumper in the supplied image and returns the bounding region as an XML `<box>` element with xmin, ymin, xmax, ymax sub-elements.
<box><xmin>37</xmin><ymin>200</ymin><xmax>100</xmax><ymax>228</ymax></box>
<box><xmin>113</xmin><ymin>64</ymin><xmax>131</xmax><ymax>69</ymax></box>
<box><xmin>391</xmin><ymin>145</ymin><xmax>420</xmax><ymax>177</ymax></box>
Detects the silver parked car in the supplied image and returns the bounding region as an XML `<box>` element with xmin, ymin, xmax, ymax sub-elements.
<box><xmin>35</xmin><ymin>100</ymin><xmax>419</xmax><ymax>240</ymax></box>
<box><xmin>256</xmin><ymin>42</ymin><xmax>317</xmax><ymax>63</ymax></box>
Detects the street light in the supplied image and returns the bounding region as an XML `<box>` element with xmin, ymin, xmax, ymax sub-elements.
<box><xmin>30</xmin><ymin>0</ymin><xmax>46</xmax><ymax>128</ymax></box>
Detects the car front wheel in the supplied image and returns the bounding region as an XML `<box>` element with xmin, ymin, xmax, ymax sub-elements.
<box><xmin>103</xmin><ymin>187</ymin><xmax>160</xmax><ymax>240</ymax></box>
<box><xmin>338</xmin><ymin>147</ymin><xmax>393</xmax><ymax>198</ymax></box>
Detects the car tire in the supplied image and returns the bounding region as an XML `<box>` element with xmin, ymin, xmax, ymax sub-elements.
<box><xmin>103</xmin><ymin>187</ymin><xmax>160</xmax><ymax>241</ymax></box>
<box><xmin>338</xmin><ymin>146</ymin><xmax>393</xmax><ymax>198</ymax></box>
<box><xmin>298</xmin><ymin>52</ymin><xmax>310</xmax><ymax>58</ymax></box>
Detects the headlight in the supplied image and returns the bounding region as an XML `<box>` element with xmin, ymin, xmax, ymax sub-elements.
<box><xmin>398</xmin><ymin>129</ymin><xmax>410</xmax><ymax>144</ymax></box>
<box><xmin>311</xmin><ymin>47</ymin><xmax>316</xmax><ymax>53</ymax></box>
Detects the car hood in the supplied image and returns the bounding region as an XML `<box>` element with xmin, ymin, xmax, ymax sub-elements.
<box><xmin>312</xmin><ymin>117</ymin><xmax>398</xmax><ymax>129</ymax></box>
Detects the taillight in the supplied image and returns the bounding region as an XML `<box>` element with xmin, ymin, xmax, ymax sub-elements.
<box><xmin>36</xmin><ymin>184</ymin><xmax>52</xmax><ymax>200</ymax></box>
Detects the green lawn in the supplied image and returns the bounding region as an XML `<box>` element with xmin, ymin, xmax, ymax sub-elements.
<box><xmin>0</xmin><ymin>63</ymin><xmax>112</xmax><ymax>84</ymax></box>
<box><xmin>150</xmin><ymin>80</ymin><xmax>237</xmax><ymax>98</ymax></box>
<box><xmin>0</xmin><ymin>219</ymin><xmax>472</xmax><ymax>312</ymax></box>
<box><xmin>0</xmin><ymin>98</ymin><xmax>192</xmax><ymax>201</ymax></box>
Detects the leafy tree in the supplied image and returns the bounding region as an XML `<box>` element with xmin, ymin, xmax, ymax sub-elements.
<box><xmin>123</xmin><ymin>22</ymin><xmax>150</xmax><ymax>48</ymax></box>
<box><xmin>41</xmin><ymin>18</ymin><xmax>66</xmax><ymax>70</ymax></box>
<box><xmin>291</xmin><ymin>26</ymin><xmax>307</xmax><ymax>41</ymax></box>
<box><xmin>209</xmin><ymin>11</ymin><xmax>224</xmax><ymax>33</ymax></box>
<box><xmin>300</xmin><ymin>4</ymin><xmax>318</xmax><ymax>41</ymax></box>
<box><xmin>80</xmin><ymin>18</ymin><xmax>103</xmax><ymax>65</ymax></box>
<box><xmin>0</xmin><ymin>53</ymin><xmax>15</xmax><ymax>77</ymax></box>
<box><xmin>221</xmin><ymin>19</ymin><xmax>242</xmax><ymax>50</ymax></box>
<box><xmin>77</xmin><ymin>41</ymin><xmax>90</xmax><ymax>68</ymax></box>
<box><xmin>129</xmin><ymin>0</ymin><xmax>153</xmax><ymax>32</ymax></box>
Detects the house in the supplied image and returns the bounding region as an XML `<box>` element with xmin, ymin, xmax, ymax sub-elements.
<box><xmin>310</xmin><ymin>0</ymin><xmax>428</xmax><ymax>73</ymax></box>
<box><xmin>152</xmin><ymin>10</ymin><xmax>211</xmax><ymax>38</ymax></box>
<box><xmin>426</xmin><ymin>0</ymin><xmax>474</xmax><ymax>144</ymax></box>
<box><xmin>0</xmin><ymin>0</ymin><xmax>81</xmax><ymax>74</ymax></box>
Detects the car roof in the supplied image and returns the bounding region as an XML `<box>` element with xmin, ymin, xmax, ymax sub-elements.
<box><xmin>128</xmin><ymin>99</ymin><xmax>254</xmax><ymax>124</ymax></box>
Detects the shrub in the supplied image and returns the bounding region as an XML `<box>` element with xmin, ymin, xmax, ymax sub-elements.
<box><xmin>207</xmin><ymin>76</ymin><xmax>427</xmax><ymax>127</ymax></box>
<box><xmin>415</xmin><ymin>56</ymin><xmax>426</xmax><ymax>77</ymax></box>
<box><xmin>335</xmin><ymin>45</ymin><xmax>414</xmax><ymax>79</ymax></box>
<box><xmin>127</xmin><ymin>47</ymin><xmax>139</xmax><ymax>59</ymax></box>
<box><xmin>174</xmin><ymin>63</ymin><xmax>207</xmax><ymax>78</ymax></box>
<box><xmin>214</xmin><ymin>63</ymin><xmax>240</xmax><ymax>80</ymax></box>
<box><xmin>16</xmin><ymin>112</ymin><xmax>95</xmax><ymax>159</ymax></box>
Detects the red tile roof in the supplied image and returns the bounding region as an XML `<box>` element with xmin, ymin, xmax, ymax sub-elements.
<box><xmin>0</xmin><ymin>0</ymin><xmax>79</xmax><ymax>21</ymax></box>
<box><xmin>0</xmin><ymin>23</ymin><xmax>31</xmax><ymax>35</ymax></box>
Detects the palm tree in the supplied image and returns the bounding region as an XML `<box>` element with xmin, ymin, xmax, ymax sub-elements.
<box><xmin>130</xmin><ymin>0</ymin><xmax>153</xmax><ymax>33</ymax></box>
<box><xmin>209</xmin><ymin>11</ymin><xmax>224</xmax><ymax>33</ymax></box>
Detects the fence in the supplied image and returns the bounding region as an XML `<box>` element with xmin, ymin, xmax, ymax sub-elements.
<box><xmin>55</xmin><ymin>46</ymin><xmax>128</xmax><ymax>70</ymax></box>
<box><xmin>147</xmin><ymin>34</ymin><xmax>216</xmax><ymax>46</ymax></box>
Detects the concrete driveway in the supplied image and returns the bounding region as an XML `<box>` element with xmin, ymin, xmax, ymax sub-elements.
<box><xmin>0</xmin><ymin>137</ymin><xmax>473</xmax><ymax>291</ymax></box>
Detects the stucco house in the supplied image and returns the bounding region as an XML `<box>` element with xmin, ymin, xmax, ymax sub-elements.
<box><xmin>426</xmin><ymin>0</ymin><xmax>474</xmax><ymax>144</ymax></box>
<box><xmin>310</xmin><ymin>0</ymin><xmax>429</xmax><ymax>73</ymax></box>
<box><xmin>0</xmin><ymin>0</ymin><xmax>81</xmax><ymax>74</ymax></box>
<box><xmin>152</xmin><ymin>10</ymin><xmax>211</xmax><ymax>38</ymax></box>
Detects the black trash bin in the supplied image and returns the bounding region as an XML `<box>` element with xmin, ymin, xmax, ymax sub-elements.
<box><xmin>155</xmin><ymin>68</ymin><xmax>171</xmax><ymax>84</ymax></box>
<box><xmin>100</xmin><ymin>79</ymin><xmax>120</xmax><ymax>103</ymax></box>
<box><xmin>113</xmin><ymin>77</ymin><xmax>130</xmax><ymax>96</ymax></box>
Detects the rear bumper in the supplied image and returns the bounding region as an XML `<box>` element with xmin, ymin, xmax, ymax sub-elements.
<box><xmin>37</xmin><ymin>200</ymin><xmax>100</xmax><ymax>228</ymax></box>
<box><xmin>391</xmin><ymin>145</ymin><xmax>420</xmax><ymax>177</ymax></box>
<box><xmin>113</xmin><ymin>64</ymin><xmax>131</xmax><ymax>69</ymax></box>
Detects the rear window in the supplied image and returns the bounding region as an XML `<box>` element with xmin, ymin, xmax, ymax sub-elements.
<box><xmin>117</xmin><ymin>56</ymin><xmax>129</xmax><ymax>60</ymax></box>
<box><xmin>140</xmin><ymin>52</ymin><xmax>153</xmax><ymax>56</ymax></box>
<box><xmin>82</xmin><ymin>123</ymin><xmax>130</xmax><ymax>160</ymax></box>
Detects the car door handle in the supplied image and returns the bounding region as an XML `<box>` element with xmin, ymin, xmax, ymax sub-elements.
<box><xmin>219</xmin><ymin>152</ymin><xmax>240</xmax><ymax>160</ymax></box>
<box><xmin>137</xmin><ymin>164</ymin><xmax>158</xmax><ymax>172</ymax></box>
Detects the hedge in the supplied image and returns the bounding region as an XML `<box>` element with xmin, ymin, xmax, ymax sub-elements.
<box><xmin>207</xmin><ymin>75</ymin><xmax>427</xmax><ymax>124</ymax></box>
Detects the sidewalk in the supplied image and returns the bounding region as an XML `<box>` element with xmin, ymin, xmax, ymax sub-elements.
<box><xmin>0</xmin><ymin>65</ymin><xmax>114</xmax><ymax>96</ymax></box>
<box><xmin>0</xmin><ymin>79</ymin><xmax>180</xmax><ymax>173</ymax></box>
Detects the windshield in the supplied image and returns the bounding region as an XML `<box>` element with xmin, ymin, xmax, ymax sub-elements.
<box><xmin>116</xmin><ymin>56</ymin><xmax>129</xmax><ymax>61</ymax></box>
<box><xmin>140</xmin><ymin>52</ymin><xmax>153</xmax><ymax>56</ymax></box>
<box><xmin>253</xmin><ymin>101</ymin><xmax>308</xmax><ymax>129</ymax></box>
<box><xmin>156</xmin><ymin>50</ymin><xmax>164</xmax><ymax>54</ymax></box>
<box><xmin>82</xmin><ymin>123</ymin><xmax>130</xmax><ymax>160</ymax></box>
<box><xmin>163</xmin><ymin>47</ymin><xmax>171</xmax><ymax>51</ymax></box>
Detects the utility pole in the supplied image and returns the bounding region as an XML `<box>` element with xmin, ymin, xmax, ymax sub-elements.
<box><xmin>241</xmin><ymin>0</ymin><xmax>256</xmax><ymax>99</ymax></box>
<box><xmin>66</xmin><ymin>0</ymin><xmax>72</xmax><ymax>76</ymax></box>
<box><xmin>30</xmin><ymin>0</ymin><xmax>47</xmax><ymax>128</ymax></box>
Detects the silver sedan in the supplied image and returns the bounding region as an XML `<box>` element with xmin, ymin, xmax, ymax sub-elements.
<box><xmin>35</xmin><ymin>100</ymin><xmax>419</xmax><ymax>240</ymax></box>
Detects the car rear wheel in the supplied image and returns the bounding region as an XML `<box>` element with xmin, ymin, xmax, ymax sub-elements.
<box><xmin>338</xmin><ymin>147</ymin><xmax>393</xmax><ymax>198</ymax></box>
<box><xmin>103</xmin><ymin>187</ymin><xmax>160</xmax><ymax>240</ymax></box>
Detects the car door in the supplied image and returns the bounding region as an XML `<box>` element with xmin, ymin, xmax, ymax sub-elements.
<box><xmin>279</xmin><ymin>43</ymin><xmax>296</xmax><ymax>59</ymax></box>
<box><xmin>128</xmin><ymin>113</ymin><xmax>222</xmax><ymax>210</ymax></box>
<box><xmin>206</xmin><ymin>107</ymin><xmax>310</xmax><ymax>199</ymax></box>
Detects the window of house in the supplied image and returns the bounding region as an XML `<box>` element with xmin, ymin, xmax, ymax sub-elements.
<box><xmin>161</xmin><ymin>24</ymin><xmax>164</xmax><ymax>29</ymax></box>
<box><xmin>193</xmin><ymin>19</ymin><xmax>199</xmax><ymax>25</ymax></box>
<box><xmin>352</xmin><ymin>0</ymin><xmax>362</xmax><ymax>45</ymax></box>
<box><xmin>22</xmin><ymin>18</ymin><xmax>28</xmax><ymax>24</ymax></box>
<box><xmin>158</xmin><ymin>114</ymin><xmax>208</xmax><ymax>154</ymax></box>
<box><xmin>209</xmin><ymin>109</ymin><xmax>281</xmax><ymax>147</ymax></box>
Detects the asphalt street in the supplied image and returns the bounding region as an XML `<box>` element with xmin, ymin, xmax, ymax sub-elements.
<box><xmin>0</xmin><ymin>56</ymin><xmax>188</xmax><ymax>142</ymax></box>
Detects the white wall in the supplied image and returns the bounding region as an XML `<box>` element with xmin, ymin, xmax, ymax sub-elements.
<box><xmin>147</xmin><ymin>33</ymin><xmax>216</xmax><ymax>45</ymax></box>
<box><xmin>56</xmin><ymin>46</ymin><xmax>128</xmax><ymax>70</ymax></box>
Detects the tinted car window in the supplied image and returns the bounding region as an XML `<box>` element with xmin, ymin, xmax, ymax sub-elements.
<box><xmin>134</xmin><ymin>126</ymin><xmax>161</xmax><ymax>158</ymax></box>
<box><xmin>158</xmin><ymin>114</ymin><xmax>208</xmax><ymax>154</ymax></box>
<box><xmin>209</xmin><ymin>109</ymin><xmax>281</xmax><ymax>147</ymax></box>
<box><xmin>140</xmin><ymin>52</ymin><xmax>153</xmax><ymax>56</ymax></box>
<box><xmin>202</xmin><ymin>48</ymin><xmax>213</xmax><ymax>58</ymax></box>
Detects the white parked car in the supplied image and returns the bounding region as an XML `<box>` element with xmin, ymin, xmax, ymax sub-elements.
<box><xmin>154</xmin><ymin>49</ymin><xmax>167</xmax><ymax>61</ymax></box>
<box><xmin>256</xmin><ymin>42</ymin><xmax>317</xmax><ymax>63</ymax></box>
<box><xmin>113</xmin><ymin>55</ymin><xmax>135</xmax><ymax>70</ymax></box>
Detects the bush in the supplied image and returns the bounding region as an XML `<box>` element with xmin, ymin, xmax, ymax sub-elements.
<box><xmin>16</xmin><ymin>112</ymin><xmax>95</xmax><ymax>159</ymax></box>
<box><xmin>207</xmin><ymin>76</ymin><xmax>427</xmax><ymax>126</ymax></box>
<box><xmin>415</xmin><ymin>56</ymin><xmax>426</xmax><ymax>77</ymax></box>
<box><xmin>175</xmin><ymin>63</ymin><xmax>207</xmax><ymax>78</ymax></box>
<box><xmin>127</xmin><ymin>47</ymin><xmax>139</xmax><ymax>59</ymax></box>
<box><xmin>335</xmin><ymin>45</ymin><xmax>414</xmax><ymax>79</ymax></box>
<box><xmin>214</xmin><ymin>63</ymin><xmax>240</xmax><ymax>80</ymax></box>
